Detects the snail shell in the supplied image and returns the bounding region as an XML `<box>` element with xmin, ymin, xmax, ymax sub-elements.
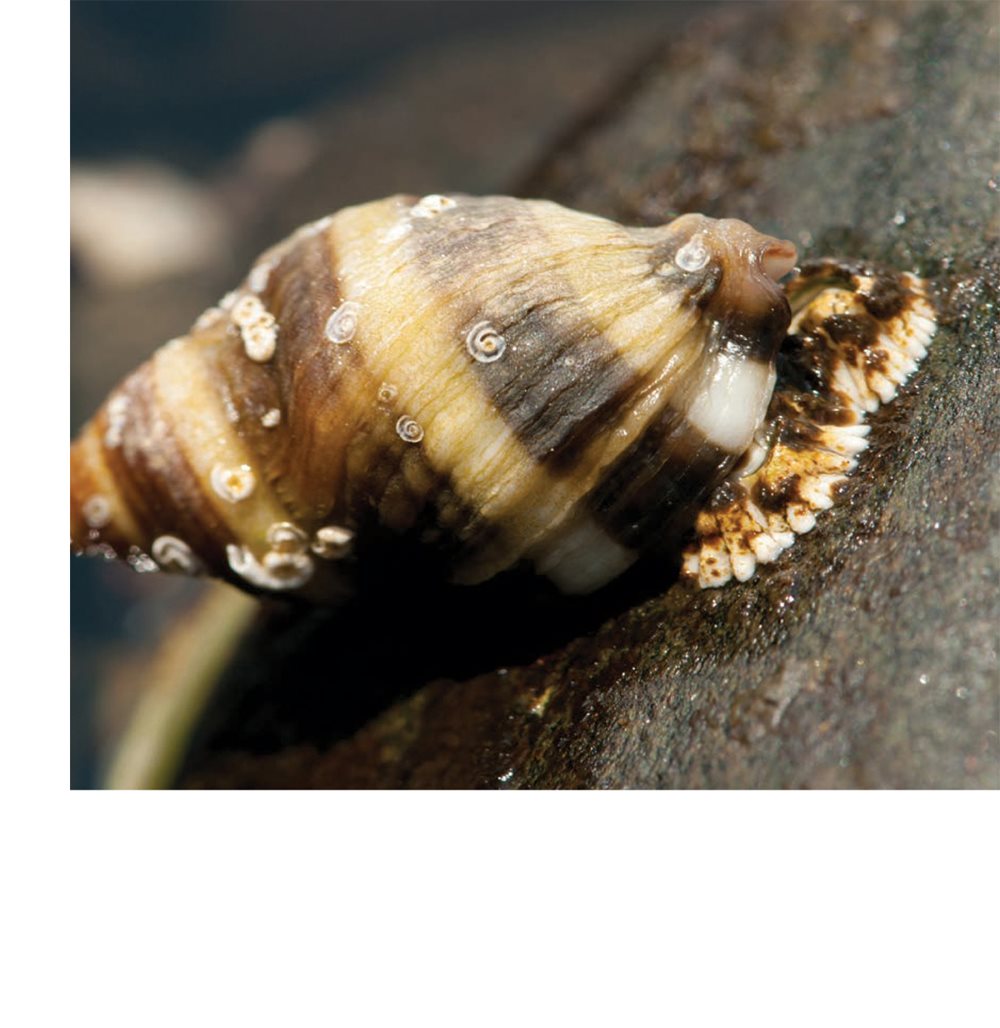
<box><xmin>70</xmin><ymin>194</ymin><xmax>934</xmax><ymax>599</ymax></box>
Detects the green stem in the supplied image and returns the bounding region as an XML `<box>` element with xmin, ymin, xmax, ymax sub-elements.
<box><xmin>104</xmin><ymin>584</ymin><xmax>258</xmax><ymax>789</ymax></box>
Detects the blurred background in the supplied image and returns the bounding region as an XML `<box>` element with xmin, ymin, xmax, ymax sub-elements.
<box><xmin>71</xmin><ymin>0</ymin><xmax>708</xmax><ymax>787</ymax></box>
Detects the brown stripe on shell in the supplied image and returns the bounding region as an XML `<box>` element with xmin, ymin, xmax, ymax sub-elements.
<box><xmin>260</xmin><ymin>204</ymin><xmax>502</xmax><ymax>567</ymax></box>
<box><xmin>263</xmin><ymin>223</ymin><xmax>359</xmax><ymax>522</ymax></box>
<box><xmin>237</xmin><ymin>208</ymin><xmax>507</xmax><ymax>576</ymax></box>
<box><xmin>587</xmin><ymin>403</ymin><xmax>738</xmax><ymax>552</ymax></box>
<box><xmin>405</xmin><ymin>195</ymin><xmax>648</xmax><ymax>470</ymax></box>
<box><xmin>87</xmin><ymin>374</ymin><xmax>160</xmax><ymax>549</ymax></box>
<box><xmin>341</xmin><ymin>417</ymin><xmax>504</xmax><ymax>578</ymax></box>
<box><xmin>387</xmin><ymin>195</ymin><xmax>754</xmax><ymax>585</ymax></box>
<box><xmin>199</xmin><ymin>308</ymin><xmax>291</xmax><ymax>513</ymax></box>
<box><xmin>69</xmin><ymin>416</ymin><xmax>139</xmax><ymax>557</ymax></box>
<box><xmin>98</xmin><ymin>362</ymin><xmax>230</xmax><ymax>569</ymax></box>
<box><xmin>705</xmin><ymin>301</ymin><xmax>793</xmax><ymax>365</ymax></box>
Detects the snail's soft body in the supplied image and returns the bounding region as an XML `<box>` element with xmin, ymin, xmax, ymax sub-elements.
<box><xmin>70</xmin><ymin>194</ymin><xmax>935</xmax><ymax>598</ymax></box>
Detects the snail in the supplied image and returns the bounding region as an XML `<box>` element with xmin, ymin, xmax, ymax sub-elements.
<box><xmin>70</xmin><ymin>193</ymin><xmax>936</xmax><ymax>599</ymax></box>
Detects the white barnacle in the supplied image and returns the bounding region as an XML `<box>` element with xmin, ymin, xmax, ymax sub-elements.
<box><xmin>103</xmin><ymin>394</ymin><xmax>129</xmax><ymax>449</ymax></box>
<box><xmin>325</xmin><ymin>300</ymin><xmax>361</xmax><ymax>344</ymax></box>
<box><xmin>267</xmin><ymin>521</ymin><xmax>308</xmax><ymax>554</ymax></box>
<box><xmin>465</xmin><ymin>321</ymin><xmax>507</xmax><ymax>363</ymax></box>
<box><xmin>127</xmin><ymin>545</ymin><xmax>159</xmax><ymax>574</ymax></box>
<box><xmin>241</xmin><ymin>312</ymin><xmax>278</xmax><ymax>362</ymax></box>
<box><xmin>210</xmin><ymin>463</ymin><xmax>256</xmax><ymax>502</ymax></box>
<box><xmin>411</xmin><ymin>194</ymin><xmax>457</xmax><ymax>218</ymax></box>
<box><xmin>226</xmin><ymin>544</ymin><xmax>313</xmax><ymax>591</ymax></box>
<box><xmin>219</xmin><ymin>290</ymin><xmax>240</xmax><ymax>311</ymax></box>
<box><xmin>262</xmin><ymin>550</ymin><xmax>315</xmax><ymax>587</ymax></box>
<box><xmin>311</xmin><ymin>525</ymin><xmax>354</xmax><ymax>559</ymax></box>
<box><xmin>674</xmin><ymin>235</ymin><xmax>710</xmax><ymax>272</ymax></box>
<box><xmin>84</xmin><ymin>542</ymin><xmax>117</xmax><ymax>561</ymax></box>
<box><xmin>377</xmin><ymin>382</ymin><xmax>398</xmax><ymax>404</ymax></box>
<box><xmin>82</xmin><ymin>494</ymin><xmax>112</xmax><ymax>529</ymax></box>
<box><xmin>248</xmin><ymin>257</ymin><xmax>277</xmax><ymax>294</ymax></box>
<box><xmin>261</xmin><ymin>408</ymin><xmax>282</xmax><ymax>428</ymax></box>
<box><xmin>396</xmin><ymin>415</ymin><xmax>424</xmax><ymax>444</ymax></box>
<box><xmin>151</xmin><ymin>534</ymin><xmax>203</xmax><ymax>575</ymax></box>
<box><xmin>231</xmin><ymin>293</ymin><xmax>265</xmax><ymax>328</ymax></box>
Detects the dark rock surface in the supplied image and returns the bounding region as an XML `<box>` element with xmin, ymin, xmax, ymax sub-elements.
<box><xmin>122</xmin><ymin>0</ymin><xmax>1000</xmax><ymax>789</ymax></box>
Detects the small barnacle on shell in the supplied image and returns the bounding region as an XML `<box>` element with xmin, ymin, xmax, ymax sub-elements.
<box><xmin>411</xmin><ymin>194</ymin><xmax>456</xmax><ymax>218</ymax></box>
<box><xmin>325</xmin><ymin>300</ymin><xmax>360</xmax><ymax>344</ymax></box>
<box><xmin>151</xmin><ymin>535</ymin><xmax>203</xmax><ymax>575</ymax></box>
<box><xmin>267</xmin><ymin>521</ymin><xmax>308</xmax><ymax>554</ymax></box>
<box><xmin>226</xmin><ymin>544</ymin><xmax>314</xmax><ymax>591</ymax></box>
<box><xmin>395</xmin><ymin>415</ymin><xmax>424</xmax><ymax>444</ymax></box>
<box><xmin>210</xmin><ymin>463</ymin><xmax>256</xmax><ymax>503</ymax></box>
<box><xmin>377</xmin><ymin>382</ymin><xmax>398</xmax><ymax>405</ymax></box>
<box><xmin>231</xmin><ymin>294</ymin><xmax>265</xmax><ymax>328</ymax></box>
<box><xmin>126</xmin><ymin>545</ymin><xmax>159</xmax><ymax>574</ymax></box>
<box><xmin>673</xmin><ymin>235</ymin><xmax>710</xmax><ymax>272</ymax></box>
<box><xmin>262</xmin><ymin>550</ymin><xmax>315</xmax><ymax>583</ymax></box>
<box><xmin>465</xmin><ymin>321</ymin><xmax>507</xmax><ymax>363</ymax></box>
<box><xmin>69</xmin><ymin>193</ymin><xmax>936</xmax><ymax>602</ymax></box>
<box><xmin>312</xmin><ymin>525</ymin><xmax>354</xmax><ymax>559</ymax></box>
<box><xmin>241</xmin><ymin>312</ymin><xmax>278</xmax><ymax>363</ymax></box>
<box><xmin>82</xmin><ymin>495</ymin><xmax>112</xmax><ymax>529</ymax></box>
